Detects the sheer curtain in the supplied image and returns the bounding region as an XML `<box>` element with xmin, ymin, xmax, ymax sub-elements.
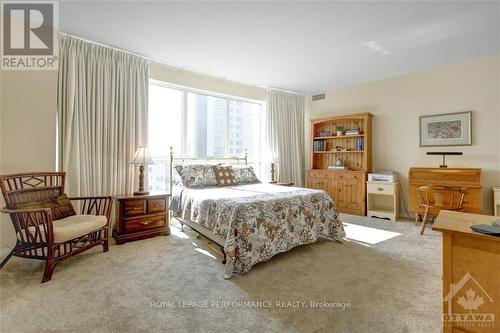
<box><xmin>57</xmin><ymin>34</ymin><xmax>149</xmax><ymax>197</ymax></box>
<box><xmin>266</xmin><ymin>89</ymin><xmax>305</xmax><ymax>186</ymax></box>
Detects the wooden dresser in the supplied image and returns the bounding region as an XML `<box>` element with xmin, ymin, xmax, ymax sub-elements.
<box><xmin>113</xmin><ymin>192</ymin><xmax>170</xmax><ymax>245</ymax></box>
<box><xmin>409</xmin><ymin>168</ymin><xmax>482</xmax><ymax>217</ymax></box>
<box><xmin>433</xmin><ymin>211</ymin><xmax>499</xmax><ymax>333</ymax></box>
<box><xmin>306</xmin><ymin>112</ymin><xmax>372</xmax><ymax>216</ymax></box>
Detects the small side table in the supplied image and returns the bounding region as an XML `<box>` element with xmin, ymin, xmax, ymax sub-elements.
<box><xmin>366</xmin><ymin>181</ymin><xmax>400</xmax><ymax>222</ymax></box>
<box><xmin>113</xmin><ymin>192</ymin><xmax>170</xmax><ymax>245</ymax></box>
<box><xmin>269</xmin><ymin>181</ymin><xmax>294</xmax><ymax>187</ymax></box>
<box><xmin>494</xmin><ymin>186</ymin><xmax>500</xmax><ymax>217</ymax></box>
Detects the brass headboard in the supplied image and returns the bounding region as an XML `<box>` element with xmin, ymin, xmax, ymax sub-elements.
<box><xmin>169</xmin><ymin>146</ymin><xmax>248</xmax><ymax>193</ymax></box>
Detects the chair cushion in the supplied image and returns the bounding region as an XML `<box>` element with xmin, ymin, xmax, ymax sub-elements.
<box><xmin>13</xmin><ymin>194</ymin><xmax>76</xmax><ymax>220</ymax></box>
<box><xmin>17</xmin><ymin>214</ymin><xmax>107</xmax><ymax>244</ymax></box>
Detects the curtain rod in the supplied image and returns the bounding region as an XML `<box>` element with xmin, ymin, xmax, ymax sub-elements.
<box><xmin>268</xmin><ymin>87</ymin><xmax>304</xmax><ymax>95</ymax></box>
<box><xmin>59</xmin><ymin>32</ymin><xmax>304</xmax><ymax>96</ymax></box>
<box><xmin>59</xmin><ymin>32</ymin><xmax>151</xmax><ymax>61</ymax></box>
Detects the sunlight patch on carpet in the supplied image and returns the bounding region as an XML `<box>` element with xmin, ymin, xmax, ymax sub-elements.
<box><xmin>171</xmin><ymin>224</ymin><xmax>190</xmax><ymax>239</ymax></box>
<box><xmin>344</xmin><ymin>222</ymin><xmax>401</xmax><ymax>245</ymax></box>
<box><xmin>194</xmin><ymin>248</ymin><xmax>217</xmax><ymax>259</ymax></box>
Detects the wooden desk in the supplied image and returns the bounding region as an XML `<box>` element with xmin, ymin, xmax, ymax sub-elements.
<box><xmin>433</xmin><ymin>211</ymin><xmax>500</xmax><ymax>333</ymax></box>
<box><xmin>409</xmin><ymin>168</ymin><xmax>482</xmax><ymax>217</ymax></box>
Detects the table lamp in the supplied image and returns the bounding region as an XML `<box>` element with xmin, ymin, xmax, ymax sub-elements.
<box><xmin>130</xmin><ymin>146</ymin><xmax>154</xmax><ymax>195</ymax></box>
<box><xmin>265</xmin><ymin>151</ymin><xmax>280</xmax><ymax>183</ymax></box>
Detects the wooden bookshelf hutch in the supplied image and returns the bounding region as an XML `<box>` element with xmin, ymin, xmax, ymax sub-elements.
<box><xmin>306</xmin><ymin>112</ymin><xmax>372</xmax><ymax>216</ymax></box>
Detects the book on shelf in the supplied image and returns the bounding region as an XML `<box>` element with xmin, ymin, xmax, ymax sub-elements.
<box><xmin>328</xmin><ymin>166</ymin><xmax>348</xmax><ymax>170</ymax></box>
<box><xmin>345</xmin><ymin>128</ymin><xmax>361</xmax><ymax>135</ymax></box>
<box><xmin>313</xmin><ymin>140</ymin><xmax>326</xmax><ymax>152</ymax></box>
<box><xmin>355</xmin><ymin>138</ymin><xmax>364</xmax><ymax>151</ymax></box>
<box><xmin>319</xmin><ymin>130</ymin><xmax>332</xmax><ymax>137</ymax></box>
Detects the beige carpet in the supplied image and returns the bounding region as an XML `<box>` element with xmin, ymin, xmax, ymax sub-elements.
<box><xmin>0</xmin><ymin>215</ymin><xmax>442</xmax><ymax>333</ymax></box>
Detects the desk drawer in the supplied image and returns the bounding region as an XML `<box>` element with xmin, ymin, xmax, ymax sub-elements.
<box><xmin>367</xmin><ymin>183</ymin><xmax>394</xmax><ymax>195</ymax></box>
<box><xmin>123</xmin><ymin>200</ymin><xmax>145</xmax><ymax>217</ymax></box>
<box><xmin>125</xmin><ymin>215</ymin><xmax>166</xmax><ymax>233</ymax></box>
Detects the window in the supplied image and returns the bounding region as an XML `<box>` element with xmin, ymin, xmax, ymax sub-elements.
<box><xmin>147</xmin><ymin>82</ymin><xmax>264</xmax><ymax>191</ymax></box>
<box><xmin>186</xmin><ymin>93</ymin><xmax>227</xmax><ymax>158</ymax></box>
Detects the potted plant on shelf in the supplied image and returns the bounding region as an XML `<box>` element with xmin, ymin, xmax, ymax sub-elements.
<box><xmin>336</xmin><ymin>126</ymin><xmax>344</xmax><ymax>136</ymax></box>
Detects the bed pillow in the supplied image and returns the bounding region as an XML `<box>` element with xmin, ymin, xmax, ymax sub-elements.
<box><xmin>233</xmin><ymin>166</ymin><xmax>260</xmax><ymax>184</ymax></box>
<box><xmin>13</xmin><ymin>194</ymin><xmax>77</xmax><ymax>220</ymax></box>
<box><xmin>212</xmin><ymin>165</ymin><xmax>238</xmax><ymax>186</ymax></box>
<box><xmin>174</xmin><ymin>164</ymin><xmax>217</xmax><ymax>187</ymax></box>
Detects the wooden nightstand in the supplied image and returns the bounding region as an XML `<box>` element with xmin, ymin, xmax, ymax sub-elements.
<box><xmin>113</xmin><ymin>192</ymin><xmax>170</xmax><ymax>245</ymax></box>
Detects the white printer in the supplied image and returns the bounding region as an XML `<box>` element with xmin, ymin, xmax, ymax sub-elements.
<box><xmin>368</xmin><ymin>170</ymin><xmax>398</xmax><ymax>183</ymax></box>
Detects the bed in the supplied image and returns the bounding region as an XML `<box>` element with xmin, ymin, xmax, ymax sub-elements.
<box><xmin>168</xmin><ymin>148</ymin><xmax>346</xmax><ymax>278</ymax></box>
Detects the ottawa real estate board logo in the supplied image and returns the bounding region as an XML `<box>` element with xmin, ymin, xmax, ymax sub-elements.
<box><xmin>443</xmin><ymin>272</ymin><xmax>495</xmax><ymax>329</ymax></box>
<box><xmin>1</xmin><ymin>1</ymin><xmax>58</xmax><ymax>70</ymax></box>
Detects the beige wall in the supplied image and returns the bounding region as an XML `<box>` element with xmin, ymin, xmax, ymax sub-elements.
<box><xmin>308</xmin><ymin>54</ymin><xmax>500</xmax><ymax>216</ymax></box>
<box><xmin>0</xmin><ymin>70</ymin><xmax>58</xmax><ymax>248</ymax></box>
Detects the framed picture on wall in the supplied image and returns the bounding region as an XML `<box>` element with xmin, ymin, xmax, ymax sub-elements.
<box><xmin>419</xmin><ymin>111</ymin><xmax>472</xmax><ymax>147</ymax></box>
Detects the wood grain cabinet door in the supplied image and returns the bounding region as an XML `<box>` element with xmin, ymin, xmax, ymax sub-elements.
<box><xmin>307</xmin><ymin>176</ymin><xmax>321</xmax><ymax>190</ymax></box>
<box><xmin>335</xmin><ymin>180</ymin><xmax>348</xmax><ymax>209</ymax></box>
<box><xmin>308</xmin><ymin>176</ymin><xmax>335</xmax><ymax>200</ymax></box>
<box><xmin>346</xmin><ymin>180</ymin><xmax>363</xmax><ymax>211</ymax></box>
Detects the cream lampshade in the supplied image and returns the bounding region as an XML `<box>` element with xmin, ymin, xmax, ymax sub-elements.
<box><xmin>130</xmin><ymin>146</ymin><xmax>154</xmax><ymax>195</ymax></box>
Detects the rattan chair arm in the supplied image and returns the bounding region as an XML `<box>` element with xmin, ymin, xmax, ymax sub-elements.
<box><xmin>1</xmin><ymin>207</ymin><xmax>51</xmax><ymax>214</ymax></box>
<box><xmin>0</xmin><ymin>207</ymin><xmax>54</xmax><ymax>245</ymax></box>
<box><xmin>68</xmin><ymin>196</ymin><xmax>113</xmax><ymax>222</ymax></box>
<box><xmin>69</xmin><ymin>195</ymin><xmax>113</xmax><ymax>201</ymax></box>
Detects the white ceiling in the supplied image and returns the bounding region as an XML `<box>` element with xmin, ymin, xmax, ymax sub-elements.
<box><xmin>59</xmin><ymin>1</ymin><xmax>500</xmax><ymax>94</ymax></box>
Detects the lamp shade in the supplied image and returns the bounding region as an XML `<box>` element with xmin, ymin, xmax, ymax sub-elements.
<box><xmin>265</xmin><ymin>150</ymin><xmax>280</xmax><ymax>164</ymax></box>
<box><xmin>130</xmin><ymin>146</ymin><xmax>154</xmax><ymax>165</ymax></box>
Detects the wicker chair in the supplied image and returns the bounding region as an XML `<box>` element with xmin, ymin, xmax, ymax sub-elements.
<box><xmin>0</xmin><ymin>172</ymin><xmax>112</xmax><ymax>282</ymax></box>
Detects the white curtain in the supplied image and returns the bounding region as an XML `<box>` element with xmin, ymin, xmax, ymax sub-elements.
<box><xmin>58</xmin><ymin>34</ymin><xmax>149</xmax><ymax>197</ymax></box>
<box><xmin>266</xmin><ymin>89</ymin><xmax>305</xmax><ymax>186</ymax></box>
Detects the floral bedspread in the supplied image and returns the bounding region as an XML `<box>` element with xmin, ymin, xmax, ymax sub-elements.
<box><xmin>170</xmin><ymin>184</ymin><xmax>345</xmax><ymax>278</ymax></box>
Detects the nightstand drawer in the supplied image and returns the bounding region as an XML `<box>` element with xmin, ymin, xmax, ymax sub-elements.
<box><xmin>125</xmin><ymin>215</ymin><xmax>166</xmax><ymax>233</ymax></box>
<box><xmin>367</xmin><ymin>183</ymin><xmax>394</xmax><ymax>195</ymax></box>
<box><xmin>123</xmin><ymin>200</ymin><xmax>145</xmax><ymax>217</ymax></box>
<box><xmin>147</xmin><ymin>199</ymin><xmax>166</xmax><ymax>213</ymax></box>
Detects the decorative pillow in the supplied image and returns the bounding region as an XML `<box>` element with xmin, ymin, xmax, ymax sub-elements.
<box><xmin>233</xmin><ymin>166</ymin><xmax>260</xmax><ymax>184</ymax></box>
<box><xmin>174</xmin><ymin>164</ymin><xmax>217</xmax><ymax>187</ymax></box>
<box><xmin>212</xmin><ymin>165</ymin><xmax>238</xmax><ymax>186</ymax></box>
<box><xmin>13</xmin><ymin>194</ymin><xmax>77</xmax><ymax>220</ymax></box>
